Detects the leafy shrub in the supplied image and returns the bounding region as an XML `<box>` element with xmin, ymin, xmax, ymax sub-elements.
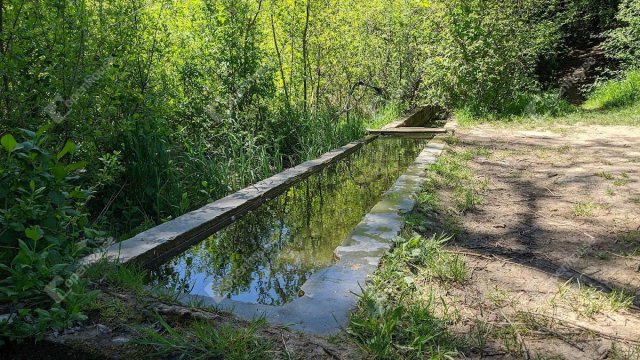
<box><xmin>420</xmin><ymin>0</ymin><xmax>560</xmax><ymax>116</ymax></box>
<box><xmin>583</xmin><ymin>70</ymin><xmax>640</xmax><ymax>110</ymax></box>
<box><xmin>605</xmin><ymin>0</ymin><xmax>640</xmax><ymax>70</ymax></box>
<box><xmin>0</xmin><ymin>127</ymin><xmax>99</xmax><ymax>341</ymax></box>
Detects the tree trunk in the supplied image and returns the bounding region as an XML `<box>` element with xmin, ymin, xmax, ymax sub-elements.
<box><xmin>271</xmin><ymin>13</ymin><xmax>291</xmax><ymax>108</ymax></box>
<box><xmin>302</xmin><ymin>0</ymin><xmax>310</xmax><ymax>114</ymax></box>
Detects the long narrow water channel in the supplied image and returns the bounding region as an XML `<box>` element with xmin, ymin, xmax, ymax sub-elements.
<box><xmin>147</xmin><ymin>137</ymin><xmax>428</xmax><ymax>306</ymax></box>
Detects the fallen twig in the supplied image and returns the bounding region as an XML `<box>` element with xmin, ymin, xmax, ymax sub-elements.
<box><xmin>280</xmin><ymin>331</ymin><xmax>291</xmax><ymax>360</ymax></box>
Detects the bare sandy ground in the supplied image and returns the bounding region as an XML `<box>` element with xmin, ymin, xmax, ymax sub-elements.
<box><xmin>430</xmin><ymin>125</ymin><xmax>640</xmax><ymax>359</ymax></box>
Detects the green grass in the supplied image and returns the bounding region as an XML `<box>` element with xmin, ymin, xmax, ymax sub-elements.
<box><xmin>88</xmin><ymin>297</ymin><xmax>138</xmax><ymax>323</ymax></box>
<box><xmin>488</xmin><ymin>287</ymin><xmax>515</xmax><ymax>308</ymax></box>
<box><xmin>423</xmin><ymin>148</ymin><xmax>487</xmax><ymax>215</ymax></box>
<box><xmin>583</xmin><ymin>70</ymin><xmax>640</xmax><ymax>110</ymax></box>
<box><xmin>349</xmin><ymin>290</ymin><xmax>459</xmax><ymax>360</ymax></box>
<box><xmin>551</xmin><ymin>282</ymin><xmax>634</xmax><ymax>319</ymax></box>
<box><xmin>595</xmin><ymin>171</ymin><xmax>615</xmax><ymax>180</ymax></box>
<box><xmin>400</xmin><ymin>234</ymin><xmax>468</xmax><ymax>284</ymax></box>
<box><xmin>348</xmin><ymin>234</ymin><xmax>465</xmax><ymax>359</ymax></box>
<box><xmin>573</xmin><ymin>202</ymin><xmax>602</xmax><ymax>217</ymax></box>
<box><xmin>135</xmin><ymin>315</ymin><xmax>274</xmax><ymax>360</ymax></box>
<box><xmin>610</xmin><ymin>344</ymin><xmax>640</xmax><ymax>360</ymax></box>
<box><xmin>455</xmin><ymin>73</ymin><xmax>640</xmax><ymax>127</ymax></box>
<box><xmin>455</xmin><ymin>91</ymin><xmax>576</xmax><ymax>122</ymax></box>
<box><xmin>365</xmin><ymin>102</ymin><xmax>404</xmax><ymax>130</ymax></box>
<box><xmin>85</xmin><ymin>260</ymin><xmax>147</xmax><ymax>295</ymax></box>
<box><xmin>452</xmin><ymin>187</ymin><xmax>481</xmax><ymax>214</ymax></box>
<box><xmin>618</xmin><ymin>230</ymin><xmax>640</xmax><ymax>245</ymax></box>
<box><xmin>595</xmin><ymin>171</ymin><xmax>634</xmax><ymax>187</ymax></box>
<box><xmin>458</xmin><ymin>104</ymin><xmax>640</xmax><ymax>128</ymax></box>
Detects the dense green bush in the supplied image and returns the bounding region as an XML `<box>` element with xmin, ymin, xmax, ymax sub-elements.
<box><xmin>583</xmin><ymin>70</ymin><xmax>640</xmax><ymax>110</ymax></box>
<box><xmin>0</xmin><ymin>128</ymin><xmax>98</xmax><ymax>341</ymax></box>
<box><xmin>605</xmin><ymin>0</ymin><xmax>640</xmax><ymax>70</ymax></box>
<box><xmin>419</xmin><ymin>0</ymin><xmax>560</xmax><ymax>116</ymax></box>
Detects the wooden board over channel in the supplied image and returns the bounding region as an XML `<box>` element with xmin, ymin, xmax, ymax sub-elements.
<box><xmin>368</xmin><ymin>127</ymin><xmax>449</xmax><ymax>135</ymax></box>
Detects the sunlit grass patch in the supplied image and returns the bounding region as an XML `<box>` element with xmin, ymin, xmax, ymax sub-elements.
<box><xmin>349</xmin><ymin>233</ymin><xmax>465</xmax><ymax>358</ymax></box>
<box><xmin>613</xmin><ymin>178</ymin><xmax>633</xmax><ymax>187</ymax></box>
<box><xmin>583</xmin><ymin>70</ymin><xmax>640</xmax><ymax>111</ymax></box>
<box><xmin>492</xmin><ymin>322</ymin><xmax>529</xmax><ymax>358</ymax></box>
<box><xmin>610</xmin><ymin>343</ymin><xmax>640</xmax><ymax>360</ymax></box>
<box><xmin>416</xmin><ymin>191</ymin><xmax>440</xmax><ymax>212</ymax></box>
<box><xmin>393</xmin><ymin>234</ymin><xmax>469</xmax><ymax>285</ymax></box>
<box><xmin>452</xmin><ymin>187</ymin><xmax>483</xmax><ymax>214</ymax></box>
<box><xmin>550</xmin><ymin>282</ymin><xmax>634</xmax><ymax>319</ymax></box>
<box><xmin>467</xmin><ymin>320</ymin><xmax>493</xmax><ymax>355</ymax></box>
<box><xmin>455</xmin><ymin>96</ymin><xmax>640</xmax><ymax>128</ymax></box>
<box><xmin>594</xmin><ymin>171</ymin><xmax>635</xmax><ymax>188</ymax></box>
<box><xmin>595</xmin><ymin>171</ymin><xmax>615</xmax><ymax>180</ymax></box>
<box><xmin>365</xmin><ymin>102</ymin><xmax>404</xmax><ymax>130</ymax></box>
<box><xmin>488</xmin><ymin>287</ymin><xmax>516</xmax><ymax>308</ymax></box>
<box><xmin>573</xmin><ymin>202</ymin><xmax>603</xmax><ymax>217</ymax></box>
<box><xmin>424</xmin><ymin>147</ymin><xmax>487</xmax><ymax>215</ymax></box>
<box><xmin>349</xmin><ymin>289</ymin><xmax>460</xmax><ymax>359</ymax></box>
<box><xmin>136</xmin><ymin>315</ymin><xmax>273</xmax><ymax>360</ymax></box>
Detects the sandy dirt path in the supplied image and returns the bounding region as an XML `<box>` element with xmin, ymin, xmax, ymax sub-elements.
<box><xmin>430</xmin><ymin>125</ymin><xmax>640</xmax><ymax>359</ymax></box>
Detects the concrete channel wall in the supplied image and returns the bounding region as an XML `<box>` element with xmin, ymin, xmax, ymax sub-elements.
<box><xmin>182</xmin><ymin>133</ymin><xmax>449</xmax><ymax>335</ymax></box>
<box><xmin>82</xmin><ymin>111</ymin><xmax>452</xmax><ymax>335</ymax></box>
<box><xmin>84</xmin><ymin>108</ymin><xmax>443</xmax><ymax>266</ymax></box>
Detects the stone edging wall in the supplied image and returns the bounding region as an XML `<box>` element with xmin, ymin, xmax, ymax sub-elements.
<box><xmin>83</xmin><ymin>107</ymin><xmax>442</xmax><ymax>266</ymax></box>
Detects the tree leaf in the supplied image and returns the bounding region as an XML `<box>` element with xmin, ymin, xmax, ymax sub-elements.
<box><xmin>18</xmin><ymin>128</ymin><xmax>36</xmax><ymax>138</ymax></box>
<box><xmin>36</xmin><ymin>124</ymin><xmax>52</xmax><ymax>138</ymax></box>
<box><xmin>65</xmin><ymin>161</ymin><xmax>88</xmax><ymax>173</ymax></box>
<box><xmin>1</xmin><ymin>134</ymin><xmax>17</xmax><ymax>152</ymax></box>
<box><xmin>52</xmin><ymin>165</ymin><xmax>69</xmax><ymax>180</ymax></box>
<box><xmin>56</xmin><ymin>141</ymin><xmax>76</xmax><ymax>160</ymax></box>
<box><xmin>25</xmin><ymin>226</ymin><xmax>44</xmax><ymax>241</ymax></box>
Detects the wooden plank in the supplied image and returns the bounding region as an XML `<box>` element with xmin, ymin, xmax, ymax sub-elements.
<box><xmin>368</xmin><ymin>127</ymin><xmax>448</xmax><ymax>135</ymax></box>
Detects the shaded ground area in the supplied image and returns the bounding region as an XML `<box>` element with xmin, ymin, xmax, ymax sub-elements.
<box><xmin>424</xmin><ymin>124</ymin><xmax>640</xmax><ymax>358</ymax></box>
<box><xmin>0</xmin><ymin>289</ymin><xmax>360</xmax><ymax>359</ymax></box>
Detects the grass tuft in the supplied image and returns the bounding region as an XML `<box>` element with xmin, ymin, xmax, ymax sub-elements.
<box><xmin>423</xmin><ymin>147</ymin><xmax>487</xmax><ymax>215</ymax></box>
<box><xmin>349</xmin><ymin>234</ymin><xmax>464</xmax><ymax>358</ymax></box>
<box><xmin>135</xmin><ymin>315</ymin><xmax>273</xmax><ymax>360</ymax></box>
<box><xmin>583</xmin><ymin>70</ymin><xmax>640</xmax><ymax>110</ymax></box>
<box><xmin>551</xmin><ymin>282</ymin><xmax>634</xmax><ymax>319</ymax></box>
<box><xmin>595</xmin><ymin>171</ymin><xmax>615</xmax><ymax>180</ymax></box>
<box><xmin>349</xmin><ymin>289</ymin><xmax>460</xmax><ymax>359</ymax></box>
<box><xmin>85</xmin><ymin>260</ymin><xmax>147</xmax><ymax>295</ymax></box>
<box><xmin>573</xmin><ymin>202</ymin><xmax>603</xmax><ymax>217</ymax></box>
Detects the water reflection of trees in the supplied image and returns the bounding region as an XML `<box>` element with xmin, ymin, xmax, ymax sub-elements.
<box><xmin>149</xmin><ymin>138</ymin><xmax>425</xmax><ymax>305</ymax></box>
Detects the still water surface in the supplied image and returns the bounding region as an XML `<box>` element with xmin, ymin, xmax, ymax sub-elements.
<box><xmin>147</xmin><ymin>137</ymin><xmax>426</xmax><ymax>306</ymax></box>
